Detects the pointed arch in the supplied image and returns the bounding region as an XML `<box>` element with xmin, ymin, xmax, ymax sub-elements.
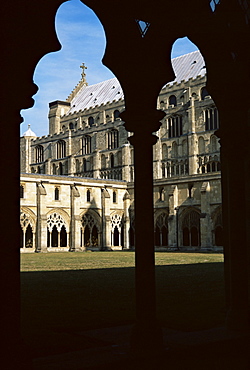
<box><xmin>180</xmin><ymin>207</ymin><xmax>201</xmax><ymax>247</ymax></box>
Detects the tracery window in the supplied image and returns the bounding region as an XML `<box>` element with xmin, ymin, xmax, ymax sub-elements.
<box><xmin>108</xmin><ymin>129</ymin><xmax>119</xmax><ymax>149</ymax></box>
<box><xmin>47</xmin><ymin>213</ymin><xmax>67</xmax><ymax>248</ymax></box>
<box><xmin>82</xmin><ymin>135</ymin><xmax>91</xmax><ymax>155</ymax></box>
<box><xmin>35</xmin><ymin>145</ymin><xmax>44</xmax><ymax>163</ymax></box>
<box><xmin>111</xmin><ymin>213</ymin><xmax>124</xmax><ymax>247</ymax></box>
<box><xmin>20</xmin><ymin>212</ymin><xmax>34</xmax><ymax>248</ymax></box>
<box><xmin>81</xmin><ymin>212</ymin><xmax>100</xmax><ymax>249</ymax></box>
<box><xmin>182</xmin><ymin>209</ymin><xmax>200</xmax><ymax>247</ymax></box>
<box><xmin>154</xmin><ymin>212</ymin><xmax>168</xmax><ymax>247</ymax></box>
<box><xmin>204</xmin><ymin>107</ymin><xmax>219</xmax><ymax>131</ymax></box>
<box><xmin>169</xmin><ymin>95</ymin><xmax>177</xmax><ymax>107</ymax></box>
<box><xmin>168</xmin><ymin>116</ymin><xmax>183</xmax><ymax>138</ymax></box>
<box><xmin>56</xmin><ymin>140</ymin><xmax>66</xmax><ymax>159</ymax></box>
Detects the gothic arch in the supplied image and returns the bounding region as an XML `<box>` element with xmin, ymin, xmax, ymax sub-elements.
<box><xmin>80</xmin><ymin>210</ymin><xmax>101</xmax><ymax>249</ymax></box>
<box><xmin>154</xmin><ymin>210</ymin><xmax>169</xmax><ymax>247</ymax></box>
<box><xmin>20</xmin><ymin>206</ymin><xmax>36</xmax><ymax>233</ymax></box>
<box><xmin>110</xmin><ymin>211</ymin><xmax>124</xmax><ymax>247</ymax></box>
<box><xmin>180</xmin><ymin>207</ymin><xmax>201</xmax><ymax>247</ymax></box>
<box><xmin>46</xmin><ymin>208</ymin><xmax>70</xmax><ymax>232</ymax></box>
<box><xmin>211</xmin><ymin>206</ymin><xmax>223</xmax><ymax>246</ymax></box>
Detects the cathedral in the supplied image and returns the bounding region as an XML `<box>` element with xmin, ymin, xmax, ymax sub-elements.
<box><xmin>20</xmin><ymin>50</ymin><xmax>222</xmax><ymax>252</ymax></box>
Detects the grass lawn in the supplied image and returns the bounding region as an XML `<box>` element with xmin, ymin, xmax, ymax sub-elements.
<box><xmin>20</xmin><ymin>251</ymin><xmax>225</xmax><ymax>357</ymax></box>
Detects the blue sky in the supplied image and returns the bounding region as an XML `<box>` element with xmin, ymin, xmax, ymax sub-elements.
<box><xmin>20</xmin><ymin>0</ymin><xmax>199</xmax><ymax>137</ymax></box>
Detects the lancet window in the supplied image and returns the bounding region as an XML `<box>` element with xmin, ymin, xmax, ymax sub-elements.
<box><xmin>169</xmin><ymin>95</ymin><xmax>177</xmax><ymax>107</ymax></box>
<box><xmin>56</xmin><ymin>140</ymin><xmax>66</xmax><ymax>159</ymax></box>
<box><xmin>108</xmin><ymin>129</ymin><xmax>119</xmax><ymax>149</ymax></box>
<box><xmin>168</xmin><ymin>116</ymin><xmax>183</xmax><ymax>138</ymax></box>
<box><xmin>35</xmin><ymin>145</ymin><xmax>44</xmax><ymax>163</ymax></box>
<box><xmin>204</xmin><ymin>107</ymin><xmax>219</xmax><ymax>131</ymax></box>
<box><xmin>82</xmin><ymin>135</ymin><xmax>91</xmax><ymax>155</ymax></box>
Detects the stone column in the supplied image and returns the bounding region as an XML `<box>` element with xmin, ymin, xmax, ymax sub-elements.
<box><xmin>200</xmin><ymin>181</ymin><xmax>212</xmax><ymax>250</ymax></box>
<box><xmin>36</xmin><ymin>182</ymin><xmax>47</xmax><ymax>252</ymax></box>
<box><xmin>70</xmin><ymin>185</ymin><xmax>80</xmax><ymax>251</ymax></box>
<box><xmin>123</xmin><ymin>190</ymin><xmax>131</xmax><ymax>249</ymax></box>
<box><xmin>101</xmin><ymin>188</ymin><xmax>111</xmax><ymax>250</ymax></box>
<box><xmin>168</xmin><ymin>185</ymin><xmax>178</xmax><ymax>248</ymax></box>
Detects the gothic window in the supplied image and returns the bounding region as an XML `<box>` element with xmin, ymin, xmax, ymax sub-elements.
<box><xmin>204</xmin><ymin>108</ymin><xmax>219</xmax><ymax>131</ymax></box>
<box><xmin>110</xmin><ymin>153</ymin><xmax>114</xmax><ymax>168</ymax></box>
<box><xmin>47</xmin><ymin>213</ymin><xmax>67</xmax><ymax>248</ymax></box>
<box><xmin>169</xmin><ymin>95</ymin><xmax>177</xmax><ymax>107</ymax></box>
<box><xmin>55</xmin><ymin>187</ymin><xmax>59</xmax><ymax>200</ymax></box>
<box><xmin>181</xmin><ymin>139</ymin><xmax>187</xmax><ymax>156</ymax></box>
<box><xmin>113</xmin><ymin>191</ymin><xmax>117</xmax><ymax>203</ymax></box>
<box><xmin>83</xmin><ymin>158</ymin><xmax>87</xmax><ymax>172</ymax></box>
<box><xmin>182</xmin><ymin>209</ymin><xmax>200</xmax><ymax>247</ymax></box>
<box><xmin>101</xmin><ymin>154</ymin><xmax>106</xmax><ymax>169</ymax></box>
<box><xmin>168</xmin><ymin>116</ymin><xmax>183</xmax><ymax>138</ymax></box>
<box><xmin>20</xmin><ymin>185</ymin><xmax>24</xmax><ymax>198</ymax></box>
<box><xmin>108</xmin><ymin>129</ymin><xmax>119</xmax><ymax>149</ymax></box>
<box><xmin>35</xmin><ymin>145</ymin><xmax>44</xmax><ymax>163</ymax></box>
<box><xmin>52</xmin><ymin>163</ymin><xmax>56</xmax><ymax>175</ymax></box>
<box><xmin>114</xmin><ymin>110</ymin><xmax>120</xmax><ymax>120</ymax></box>
<box><xmin>88</xmin><ymin>116</ymin><xmax>94</xmax><ymax>127</ymax></box>
<box><xmin>56</xmin><ymin>140</ymin><xmax>66</xmax><ymax>159</ymax></box>
<box><xmin>86</xmin><ymin>189</ymin><xmax>91</xmax><ymax>202</ymax></box>
<box><xmin>210</xmin><ymin>135</ymin><xmax>217</xmax><ymax>152</ymax></box>
<box><xmin>171</xmin><ymin>141</ymin><xmax>178</xmax><ymax>158</ymax></box>
<box><xmin>111</xmin><ymin>213</ymin><xmax>124</xmax><ymax>247</ymax></box>
<box><xmin>198</xmin><ymin>136</ymin><xmax>205</xmax><ymax>154</ymax></box>
<box><xmin>75</xmin><ymin>159</ymin><xmax>80</xmax><ymax>173</ymax></box>
<box><xmin>69</xmin><ymin>122</ymin><xmax>74</xmax><ymax>130</ymax></box>
<box><xmin>58</xmin><ymin>162</ymin><xmax>63</xmax><ymax>175</ymax></box>
<box><xmin>162</xmin><ymin>143</ymin><xmax>167</xmax><ymax>159</ymax></box>
<box><xmin>82</xmin><ymin>135</ymin><xmax>91</xmax><ymax>154</ymax></box>
<box><xmin>81</xmin><ymin>212</ymin><xmax>100</xmax><ymax>249</ymax></box>
<box><xmin>201</xmin><ymin>87</ymin><xmax>209</xmax><ymax>100</ymax></box>
<box><xmin>159</xmin><ymin>187</ymin><xmax>165</xmax><ymax>201</ymax></box>
<box><xmin>154</xmin><ymin>212</ymin><xmax>168</xmax><ymax>247</ymax></box>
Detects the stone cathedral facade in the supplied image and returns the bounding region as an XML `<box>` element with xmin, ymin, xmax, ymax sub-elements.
<box><xmin>20</xmin><ymin>51</ymin><xmax>222</xmax><ymax>252</ymax></box>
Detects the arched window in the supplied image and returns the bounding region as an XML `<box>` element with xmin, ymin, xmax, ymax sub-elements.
<box><xmin>35</xmin><ymin>145</ymin><xmax>44</xmax><ymax>163</ymax></box>
<box><xmin>204</xmin><ymin>107</ymin><xmax>219</xmax><ymax>131</ymax></box>
<box><xmin>58</xmin><ymin>162</ymin><xmax>63</xmax><ymax>175</ymax></box>
<box><xmin>168</xmin><ymin>116</ymin><xmax>183</xmax><ymax>138</ymax></box>
<box><xmin>182</xmin><ymin>209</ymin><xmax>200</xmax><ymax>247</ymax></box>
<box><xmin>113</xmin><ymin>191</ymin><xmax>117</xmax><ymax>203</ymax></box>
<box><xmin>86</xmin><ymin>189</ymin><xmax>91</xmax><ymax>202</ymax></box>
<box><xmin>101</xmin><ymin>154</ymin><xmax>106</xmax><ymax>169</ymax></box>
<box><xmin>108</xmin><ymin>129</ymin><xmax>119</xmax><ymax>149</ymax></box>
<box><xmin>83</xmin><ymin>158</ymin><xmax>87</xmax><ymax>172</ymax></box>
<box><xmin>20</xmin><ymin>185</ymin><xmax>24</xmax><ymax>198</ymax></box>
<box><xmin>169</xmin><ymin>95</ymin><xmax>177</xmax><ymax>107</ymax></box>
<box><xmin>162</xmin><ymin>143</ymin><xmax>167</xmax><ymax>159</ymax></box>
<box><xmin>210</xmin><ymin>135</ymin><xmax>217</xmax><ymax>152</ymax></box>
<box><xmin>172</xmin><ymin>141</ymin><xmax>178</xmax><ymax>158</ymax></box>
<box><xmin>198</xmin><ymin>136</ymin><xmax>205</xmax><ymax>154</ymax></box>
<box><xmin>159</xmin><ymin>187</ymin><xmax>165</xmax><ymax>201</ymax></box>
<box><xmin>75</xmin><ymin>159</ymin><xmax>80</xmax><ymax>173</ymax></box>
<box><xmin>114</xmin><ymin>110</ymin><xmax>120</xmax><ymax>120</ymax></box>
<box><xmin>55</xmin><ymin>187</ymin><xmax>59</xmax><ymax>200</ymax></box>
<box><xmin>69</xmin><ymin>122</ymin><xmax>74</xmax><ymax>130</ymax></box>
<box><xmin>181</xmin><ymin>139</ymin><xmax>187</xmax><ymax>156</ymax></box>
<box><xmin>201</xmin><ymin>87</ymin><xmax>209</xmax><ymax>100</ymax></box>
<box><xmin>154</xmin><ymin>213</ymin><xmax>168</xmax><ymax>247</ymax></box>
<box><xmin>110</xmin><ymin>153</ymin><xmax>114</xmax><ymax>168</ymax></box>
<box><xmin>56</xmin><ymin>140</ymin><xmax>66</xmax><ymax>159</ymax></box>
<box><xmin>52</xmin><ymin>163</ymin><xmax>56</xmax><ymax>175</ymax></box>
<box><xmin>88</xmin><ymin>116</ymin><xmax>94</xmax><ymax>127</ymax></box>
<box><xmin>82</xmin><ymin>135</ymin><xmax>91</xmax><ymax>154</ymax></box>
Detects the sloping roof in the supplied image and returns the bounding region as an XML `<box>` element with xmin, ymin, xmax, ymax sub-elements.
<box><xmin>67</xmin><ymin>50</ymin><xmax>205</xmax><ymax>115</ymax></box>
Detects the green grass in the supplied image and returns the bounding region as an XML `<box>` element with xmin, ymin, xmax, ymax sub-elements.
<box><xmin>20</xmin><ymin>252</ymin><xmax>225</xmax><ymax>357</ymax></box>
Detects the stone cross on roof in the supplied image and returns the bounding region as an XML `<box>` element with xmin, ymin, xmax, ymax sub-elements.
<box><xmin>80</xmin><ymin>63</ymin><xmax>87</xmax><ymax>82</ymax></box>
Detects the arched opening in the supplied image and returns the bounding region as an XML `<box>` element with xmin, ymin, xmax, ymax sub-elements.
<box><xmin>25</xmin><ymin>224</ymin><xmax>33</xmax><ymax>248</ymax></box>
<box><xmin>182</xmin><ymin>209</ymin><xmax>200</xmax><ymax>247</ymax></box>
<box><xmin>114</xmin><ymin>226</ymin><xmax>119</xmax><ymax>246</ymax></box>
<box><xmin>84</xmin><ymin>225</ymin><xmax>91</xmax><ymax>248</ymax></box>
<box><xmin>60</xmin><ymin>225</ymin><xmax>67</xmax><ymax>247</ymax></box>
<box><xmin>92</xmin><ymin>225</ymin><xmax>98</xmax><ymax>247</ymax></box>
<box><xmin>52</xmin><ymin>225</ymin><xmax>58</xmax><ymax>247</ymax></box>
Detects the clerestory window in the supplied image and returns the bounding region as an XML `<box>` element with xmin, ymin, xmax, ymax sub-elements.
<box><xmin>168</xmin><ymin>116</ymin><xmax>183</xmax><ymax>138</ymax></box>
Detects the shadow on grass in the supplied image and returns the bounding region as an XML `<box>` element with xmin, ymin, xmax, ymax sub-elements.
<box><xmin>21</xmin><ymin>262</ymin><xmax>225</xmax><ymax>357</ymax></box>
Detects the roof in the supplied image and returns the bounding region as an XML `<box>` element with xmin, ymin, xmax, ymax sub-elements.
<box><xmin>22</xmin><ymin>125</ymin><xmax>37</xmax><ymax>137</ymax></box>
<box><xmin>67</xmin><ymin>50</ymin><xmax>206</xmax><ymax>115</ymax></box>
